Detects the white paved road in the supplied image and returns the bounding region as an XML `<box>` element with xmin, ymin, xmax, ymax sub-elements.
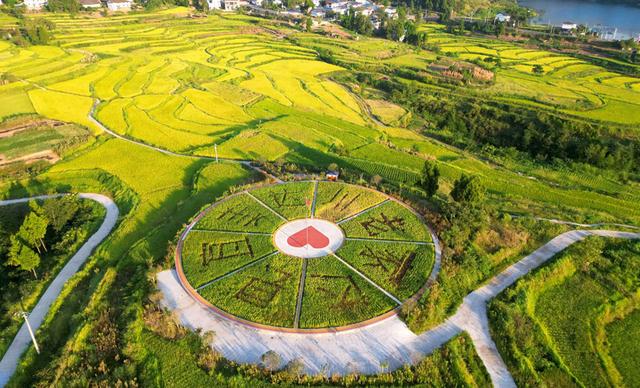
<box><xmin>0</xmin><ymin>193</ymin><xmax>118</xmax><ymax>388</ymax></box>
<box><xmin>159</xmin><ymin>229</ymin><xmax>640</xmax><ymax>386</ymax></box>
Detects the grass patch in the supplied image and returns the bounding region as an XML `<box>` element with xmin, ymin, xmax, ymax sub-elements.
<box><xmin>195</xmin><ymin>193</ymin><xmax>284</xmax><ymax>233</ymax></box>
<box><xmin>181</xmin><ymin>231</ymin><xmax>275</xmax><ymax>288</ymax></box>
<box><xmin>199</xmin><ymin>253</ymin><xmax>301</xmax><ymax>327</ymax></box>
<box><xmin>336</xmin><ymin>240</ymin><xmax>434</xmax><ymax>300</ymax></box>
<box><xmin>299</xmin><ymin>255</ymin><xmax>396</xmax><ymax>328</ymax></box>
<box><xmin>341</xmin><ymin>200</ymin><xmax>431</xmax><ymax>242</ymax></box>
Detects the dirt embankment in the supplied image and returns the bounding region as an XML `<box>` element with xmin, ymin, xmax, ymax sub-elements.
<box><xmin>0</xmin><ymin>118</ymin><xmax>66</xmax><ymax>166</ymax></box>
<box><xmin>0</xmin><ymin>118</ymin><xmax>64</xmax><ymax>138</ymax></box>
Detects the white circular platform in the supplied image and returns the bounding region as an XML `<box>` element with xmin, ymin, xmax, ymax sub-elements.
<box><xmin>273</xmin><ymin>218</ymin><xmax>344</xmax><ymax>258</ymax></box>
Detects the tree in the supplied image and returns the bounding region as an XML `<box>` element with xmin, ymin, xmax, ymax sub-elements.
<box><xmin>285</xmin><ymin>358</ymin><xmax>305</xmax><ymax>377</ymax></box>
<box><xmin>46</xmin><ymin>0</ymin><xmax>80</xmax><ymax>13</ymax></box>
<box><xmin>0</xmin><ymin>223</ymin><xmax>9</xmax><ymax>259</ymax></box>
<box><xmin>340</xmin><ymin>8</ymin><xmax>373</xmax><ymax>35</ymax></box>
<box><xmin>7</xmin><ymin>235</ymin><xmax>41</xmax><ymax>279</ymax></box>
<box><xmin>17</xmin><ymin>212</ymin><xmax>48</xmax><ymax>254</ymax></box>
<box><xmin>36</xmin><ymin>195</ymin><xmax>79</xmax><ymax>233</ymax></box>
<box><xmin>305</xmin><ymin>17</ymin><xmax>312</xmax><ymax>32</ymax></box>
<box><xmin>532</xmin><ymin>64</ymin><xmax>544</xmax><ymax>74</ymax></box>
<box><xmin>261</xmin><ymin>350</ymin><xmax>281</xmax><ymax>371</ymax></box>
<box><xmin>450</xmin><ymin>174</ymin><xmax>485</xmax><ymax>204</ymax></box>
<box><xmin>299</xmin><ymin>0</ymin><xmax>313</xmax><ymax>13</ymax></box>
<box><xmin>20</xmin><ymin>18</ymin><xmax>54</xmax><ymax>45</ymax></box>
<box><xmin>419</xmin><ymin>160</ymin><xmax>439</xmax><ymax>198</ymax></box>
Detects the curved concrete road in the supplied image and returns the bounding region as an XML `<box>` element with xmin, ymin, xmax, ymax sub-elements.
<box><xmin>0</xmin><ymin>193</ymin><xmax>118</xmax><ymax>388</ymax></box>
<box><xmin>158</xmin><ymin>229</ymin><xmax>640</xmax><ymax>386</ymax></box>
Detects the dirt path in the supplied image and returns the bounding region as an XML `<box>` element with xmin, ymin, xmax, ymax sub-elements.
<box><xmin>0</xmin><ymin>194</ymin><xmax>118</xmax><ymax>388</ymax></box>
<box><xmin>158</xmin><ymin>229</ymin><xmax>639</xmax><ymax>385</ymax></box>
<box><xmin>0</xmin><ymin>150</ymin><xmax>60</xmax><ymax>166</ymax></box>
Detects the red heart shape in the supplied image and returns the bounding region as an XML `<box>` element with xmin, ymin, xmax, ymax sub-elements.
<box><xmin>287</xmin><ymin>226</ymin><xmax>330</xmax><ymax>249</ymax></box>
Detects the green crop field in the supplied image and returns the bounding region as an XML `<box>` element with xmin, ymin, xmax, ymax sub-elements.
<box><xmin>0</xmin><ymin>120</ymin><xmax>89</xmax><ymax>162</ymax></box>
<box><xmin>489</xmin><ymin>238</ymin><xmax>640</xmax><ymax>387</ymax></box>
<box><xmin>199</xmin><ymin>253</ymin><xmax>301</xmax><ymax>327</ymax></box>
<box><xmin>250</xmin><ymin>182</ymin><xmax>315</xmax><ymax>220</ymax></box>
<box><xmin>1</xmin><ymin>6</ymin><xmax>640</xmax><ymax>387</ymax></box>
<box><xmin>195</xmin><ymin>193</ymin><xmax>284</xmax><ymax>233</ymax></box>
<box><xmin>607</xmin><ymin>309</ymin><xmax>640</xmax><ymax>386</ymax></box>
<box><xmin>180</xmin><ymin>231</ymin><xmax>276</xmax><ymax>288</ymax></box>
<box><xmin>299</xmin><ymin>256</ymin><xmax>396</xmax><ymax>328</ymax></box>
<box><xmin>336</xmin><ymin>240</ymin><xmax>435</xmax><ymax>300</ymax></box>
<box><xmin>314</xmin><ymin>182</ymin><xmax>387</xmax><ymax>221</ymax></box>
<box><xmin>341</xmin><ymin>200</ymin><xmax>432</xmax><ymax>242</ymax></box>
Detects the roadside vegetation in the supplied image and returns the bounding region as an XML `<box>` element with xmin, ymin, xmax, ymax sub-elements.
<box><xmin>139</xmin><ymin>301</ymin><xmax>491</xmax><ymax>386</ymax></box>
<box><xmin>489</xmin><ymin>237</ymin><xmax>640</xmax><ymax>387</ymax></box>
<box><xmin>0</xmin><ymin>195</ymin><xmax>104</xmax><ymax>358</ymax></box>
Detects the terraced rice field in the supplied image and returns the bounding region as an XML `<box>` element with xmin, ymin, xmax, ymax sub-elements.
<box><xmin>0</xmin><ymin>9</ymin><xmax>639</xmax><ymax>227</ymax></box>
<box><xmin>0</xmin><ymin>10</ymin><xmax>368</xmax><ymax>157</ymax></box>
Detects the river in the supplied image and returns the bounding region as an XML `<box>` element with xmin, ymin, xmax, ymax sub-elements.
<box><xmin>518</xmin><ymin>0</ymin><xmax>640</xmax><ymax>40</ymax></box>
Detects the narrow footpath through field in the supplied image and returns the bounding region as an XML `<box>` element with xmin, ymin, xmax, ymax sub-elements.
<box><xmin>159</xmin><ymin>228</ymin><xmax>640</xmax><ymax>387</ymax></box>
<box><xmin>0</xmin><ymin>194</ymin><xmax>118</xmax><ymax>388</ymax></box>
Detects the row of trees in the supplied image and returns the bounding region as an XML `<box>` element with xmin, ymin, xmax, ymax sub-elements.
<box><xmin>1</xmin><ymin>196</ymin><xmax>92</xmax><ymax>279</ymax></box>
<box><xmin>419</xmin><ymin>159</ymin><xmax>485</xmax><ymax>205</ymax></box>
<box><xmin>383</xmin><ymin>81</ymin><xmax>640</xmax><ymax>175</ymax></box>
<box><xmin>7</xmin><ymin>211</ymin><xmax>47</xmax><ymax>278</ymax></box>
<box><xmin>6</xmin><ymin>18</ymin><xmax>54</xmax><ymax>46</ymax></box>
<box><xmin>340</xmin><ymin>7</ymin><xmax>428</xmax><ymax>48</ymax></box>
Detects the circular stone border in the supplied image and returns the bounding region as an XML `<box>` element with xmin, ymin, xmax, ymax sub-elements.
<box><xmin>273</xmin><ymin>218</ymin><xmax>345</xmax><ymax>258</ymax></box>
<box><xmin>174</xmin><ymin>180</ymin><xmax>442</xmax><ymax>334</ymax></box>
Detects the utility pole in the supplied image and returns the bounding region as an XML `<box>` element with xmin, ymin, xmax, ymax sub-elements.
<box><xmin>19</xmin><ymin>311</ymin><xmax>40</xmax><ymax>354</ymax></box>
<box><xmin>214</xmin><ymin>144</ymin><xmax>218</xmax><ymax>163</ymax></box>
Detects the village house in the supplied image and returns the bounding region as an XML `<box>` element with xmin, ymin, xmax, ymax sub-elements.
<box><xmin>224</xmin><ymin>0</ymin><xmax>241</xmax><ymax>10</ymax></box>
<box><xmin>356</xmin><ymin>4</ymin><xmax>376</xmax><ymax>16</ymax></box>
<box><xmin>23</xmin><ymin>0</ymin><xmax>47</xmax><ymax>10</ymax></box>
<box><xmin>310</xmin><ymin>8</ymin><xmax>325</xmax><ymax>18</ymax></box>
<box><xmin>383</xmin><ymin>7</ymin><xmax>396</xmax><ymax>17</ymax></box>
<box><xmin>371</xmin><ymin>14</ymin><xmax>381</xmax><ymax>29</ymax></box>
<box><xmin>79</xmin><ymin>0</ymin><xmax>102</xmax><ymax>8</ymax></box>
<box><xmin>208</xmin><ymin>0</ymin><xmax>222</xmax><ymax>9</ymax></box>
<box><xmin>494</xmin><ymin>13</ymin><xmax>510</xmax><ymax>23</ymax></box>
<box><xmin>107</xmin><ymin>0</ymin><xmax>131</xmax><ymax>11</ymax></box>
<box><xmin>326</xmin><ymin>170</ymin><xmax>339</xmax><ymax>181</ymax></box>
<box><xmin>561</xmin><ymin>21</ymin><xmax>578</xmax><ymax>31</ymax></box>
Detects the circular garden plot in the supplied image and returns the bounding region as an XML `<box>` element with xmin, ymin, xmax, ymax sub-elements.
<box><xmin>176</xmin><ymin>181</ymin><xmax>436</xmax><ymax>331</ymax></box>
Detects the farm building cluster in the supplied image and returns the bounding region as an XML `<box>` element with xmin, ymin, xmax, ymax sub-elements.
<box><xmin>20</xmin><ymin>0</ymin><xmax>132</xmax><ymax>10</ymax></box>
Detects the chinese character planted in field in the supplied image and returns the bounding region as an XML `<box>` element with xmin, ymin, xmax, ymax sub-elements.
<box><xmin>235</xmin><ymin>269</ymin><xmax>292</xmax><ymax>308</ymax></box>
<box><xmin>359</xmin><ymin>213</ymin><xmax>405</xmax><ymax>237</ymax></box>
<box><xmin>269</xmin><ymin>189</ymin><xmax>306</xmax><ymax>210</ymax></box>
<box><xmin>200</xmin><ymin>236</ymin><xmax>255</xmax><ymax>266</ymax></box>
<box><xmin>360</xmin><ymin>246</ymin><xmax>416</xmax><ymax>285</ymax></box>
<box><xmin>217</xmin><ymin>205</ymin><xmax>266</xmax><ymax>227</ymax></box>
<box><xmin>310</xmin><ymin>274</ymin><xmax>364</xmax><ymax>309</ymax></box>
<box><xmin>330</xmin><ymin>189</ymin><xmax>362</xmax><ymax>213</ymax></box>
